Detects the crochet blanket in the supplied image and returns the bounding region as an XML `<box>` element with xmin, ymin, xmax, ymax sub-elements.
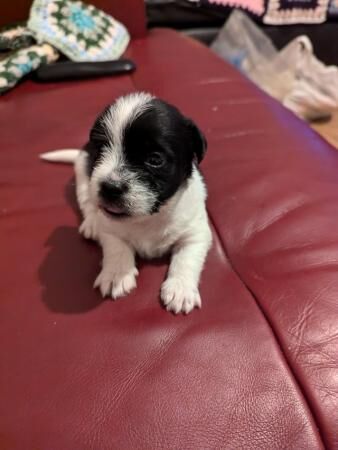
<box><xmin>196</xmin><ymin>0</ymin><xmax>330</xmax><ymax>23</ymax></box>
<box><xmin>0</xmin><ymin>0</ymin><xmax>130</xmax><ymax>94</ymax></box>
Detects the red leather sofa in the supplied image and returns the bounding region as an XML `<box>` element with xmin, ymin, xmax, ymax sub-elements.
<box><xmin>1</xmin><ymin>1</ymin><xmax>337</xmax><ymax>448</ymax></box>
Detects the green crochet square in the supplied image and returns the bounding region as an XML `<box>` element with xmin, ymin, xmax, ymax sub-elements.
<box><xmin>28</xmin><ymin>0</ymin><xmax>130</xmax><ymax>62</ymax></box>
<box><xmin>0</xmin><ymin>44</ymin><xmax>58</xmax><ymax>94</ymax></box>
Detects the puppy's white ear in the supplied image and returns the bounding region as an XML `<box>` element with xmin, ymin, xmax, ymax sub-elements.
<box><xmin>186</xmin><ymin>119</ymin><xmax>207</xmax><ymax>163</ymax></box>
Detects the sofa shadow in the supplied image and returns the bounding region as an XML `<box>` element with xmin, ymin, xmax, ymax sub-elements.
<box><xmin>64</xmin><ymin>176</ymin><xmax>82</xmax><ymax>220</ymax></box>
<box><xmin>38</xmin><ymin>225</ymin><xmax>103</xmax><ymax>313</ymax></box>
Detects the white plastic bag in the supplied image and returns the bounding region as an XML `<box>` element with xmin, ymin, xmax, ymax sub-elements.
<box><xmin>211</xmin><ymin>11</ymin><xmax>338</xmax><ymax>120</ymax></box>
<box><xmin>211</xmin><ymin>10</ymin><xmax>276</xmax><ymax>75</ymax></box>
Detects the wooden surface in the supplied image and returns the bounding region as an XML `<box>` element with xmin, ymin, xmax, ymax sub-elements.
<box><xmin>311</xmin><ymin>112</ymin><xmax>338</xmax><ymax>149</ymax></box>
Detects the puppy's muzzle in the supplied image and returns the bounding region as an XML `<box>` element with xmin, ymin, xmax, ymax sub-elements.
<box><xmin>99</xmin><ymin>180</ymin><xmax>129</xmax><ymax>217</ymax></box>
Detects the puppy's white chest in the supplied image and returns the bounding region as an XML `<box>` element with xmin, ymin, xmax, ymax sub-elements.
<box><xmin>131</xmin><ymin>226</ymin><xmax>175</xmax><ymax>258</ymax></box>
<box><xmin>105</xmin><ymin>217</ymin><xmax>177</xmax><ymax>259</ymax></box>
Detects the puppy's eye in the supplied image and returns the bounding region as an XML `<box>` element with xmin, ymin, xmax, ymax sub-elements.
<box><xmin>145</xmin><ymin>152</ymin><xmax>164</xmax><ymax>168</ymax></box>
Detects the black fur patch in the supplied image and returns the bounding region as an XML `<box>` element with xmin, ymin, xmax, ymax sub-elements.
<box><xmin>124</xmin><ymin>99</ymin><xmax>202</xmax><ymax>211</ymax></box>
<box><xmin>84</xmin><ymin>105</ymin><xmax>111</xmax><ymax>175</ymax></box>
<box><xmin>85</xmin><ymin>97</ymin><xmax>207</xmax><ymax>213</ymax></box>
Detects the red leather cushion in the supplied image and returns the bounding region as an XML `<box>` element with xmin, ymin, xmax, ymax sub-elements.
<box><xmin>1</xmin><ymin>29</ymin><xmax>336</xmax><ymax>449</ymax></box>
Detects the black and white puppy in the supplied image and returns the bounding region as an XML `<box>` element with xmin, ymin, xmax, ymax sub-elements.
<box><xmin>41</xmin><ymin>92</ymin><xmax>212</xmax><ymax>314</ymax></box>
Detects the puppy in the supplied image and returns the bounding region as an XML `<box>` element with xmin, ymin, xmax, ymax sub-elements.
<box><xmin>41</xmin><ymin>92</ymin><xmax>212</xmax><ymax>314</ymax></box>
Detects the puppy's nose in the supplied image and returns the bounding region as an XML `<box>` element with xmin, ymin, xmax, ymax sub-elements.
<box><xmin>99</xmin><ymin>180</ymin><xmax>128</xmax><ymax>201</ymax></box>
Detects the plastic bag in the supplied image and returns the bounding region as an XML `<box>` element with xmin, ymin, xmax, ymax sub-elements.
<box><xmin>211</xmin><ymin>10</ymin><xmax>338</xmax><ymax>120</ymax></box>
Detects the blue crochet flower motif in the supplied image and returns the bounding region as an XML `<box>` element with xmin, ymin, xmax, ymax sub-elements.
<box><xmin>27</xmin><ymin>0</ymin><xmax>130</xmax><ymax>62</ymax></box>
<box><xmin>18</xmin><ymin>62</ymin><xmax>33</xmax><ymax>75</ymax></box>
<box><xmin>70</xmin><ymin>4</ymin><xmax>95</xmax><ymax>31</ymax></box>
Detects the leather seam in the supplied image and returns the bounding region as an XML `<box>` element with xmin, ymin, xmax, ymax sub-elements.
<box><xmin>207</xmin><ymin>209</ymin><xmax>326</xmax><ymax>449</ymax></box>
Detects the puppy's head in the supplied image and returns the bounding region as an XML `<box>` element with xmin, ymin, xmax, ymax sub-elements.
<box><xmin>85</xmin><ymin>92</ymin><xmax>207</xmax><ymax>218</ymax></box>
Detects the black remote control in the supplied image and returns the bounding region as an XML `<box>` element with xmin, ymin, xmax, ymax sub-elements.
<box><xmin>34</xmin><ymin>59</ymin><xmax>136</xmax><ymax>82</ymax></box>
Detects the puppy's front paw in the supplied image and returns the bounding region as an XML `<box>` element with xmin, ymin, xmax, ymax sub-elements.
<box><xmin>94</xmin><ymin>267</ymin><xmax>138</xmax><ymax>300</ymax></box>
<box><xmin>161</xmin><ymin>278</ymin><xmax>201</xmax><ymax>314</ymax></box>
<box><xmin>79</xmin><ymin>215</ymin><xmax>97</xmax><ymax>240</ymax></box>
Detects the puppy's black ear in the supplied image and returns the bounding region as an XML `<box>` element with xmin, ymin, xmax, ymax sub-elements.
<box><xmin>84</xmin><ymin>106</ymin><xmax>111</xmax><ymax>174</ymax></box>
<box><xmin>186</xmin><ymin>119</ymin><xmax>207</xmax><ymax>163</ymax></box>
<box><xmin>89</xmin><ymin>105</ymin><xmax>111</xmax><ymax>145</ymax></box>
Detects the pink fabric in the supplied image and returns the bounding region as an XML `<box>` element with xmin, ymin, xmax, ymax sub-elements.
<box><xmin>207</xmin><ymin>0</ymin><xmax>264</xmax><ymax>15</ymax></box>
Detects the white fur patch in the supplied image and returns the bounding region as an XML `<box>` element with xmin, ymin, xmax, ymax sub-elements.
<box><xmin>103</xmin><ymin>92</ymin><xmax>154</xmax><ymax>146</ymax></box>
<box><xmin>92</xmin><ymin>167</ymin><xmax>212</xmax><ymax>312</ymax></box>
<box><xmin>161</xmin><ymin>277</ymin><xmax>202</xmax><ymax>314</ymax></box>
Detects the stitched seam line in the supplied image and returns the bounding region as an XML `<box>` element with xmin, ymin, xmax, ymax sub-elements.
<box><xmin>207</xmin><ymin>209</ymin><xmax>326</xmax><ymax>449</ymax></box>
